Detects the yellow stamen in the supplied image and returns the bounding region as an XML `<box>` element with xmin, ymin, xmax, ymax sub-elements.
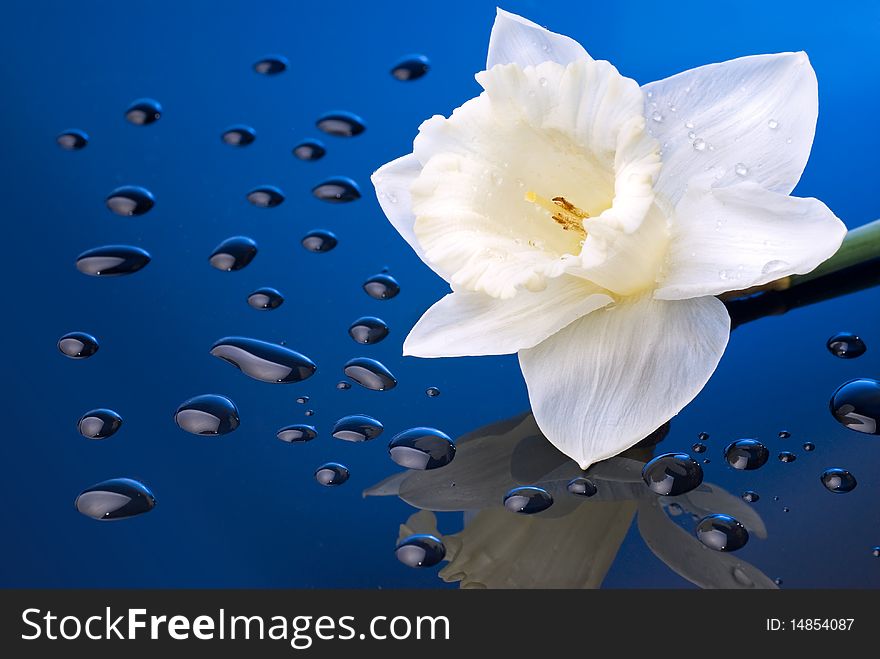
<box><xmin>525</xmin><ymin>191</ymin><xmax>588</xmax><ymax>237</ymax></box>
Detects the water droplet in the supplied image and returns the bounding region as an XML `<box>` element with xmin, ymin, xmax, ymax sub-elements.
<box><xmin>735</xmin><ymin>163</ymin><xmax>749</xmax><ymax>177</ymax></box>
<box><xmin>314</xmin><ymin>462</ymin><xmax>349</xmax><ymax>486</ymax></box>
<box><xmin>778</xmin><ymin>430</ymin><xmax>791</xmax><ymax>439</ymax></box>
<box><xmin>388</xmin><ymin>427</ymin><xmax>455</xmax><ymax>470</ymax></box>
<box><xmin>774</xmin><ymin>578</ymin><xmax>783</xmax><ymax>586</ymax></box>
<box><xmin>872</xmin><ymin>546</ymin><xmax>880</xmax><ymax>557</ymax></box>
<box><xmin>698</xmin><ymin>432</ymin><xmax>710</xmax><ymax>441</ymax></box>
<box><xmin>312</xmin><ymin>177</ymin><xmax>361</xmax><ymax>203</ymax></box>
<box><xmin>641</xmin><ymin>453</ymin><xmax>704</xmax><ymax>496</ymax></box>
<box><xmin>363</xmin><ymin>273</ymin><xmax>400</xmax><ymax>300</ymax></box>
<box><xmin>820</xmin><ymin>468</ymin><xmax>857</xmax><ymax>493</ymax></box>
<box><xmin>731</xmin><ymin>566</ymin><xmax>755</xmax><ymax>587</ymax></box>
<box><xmin>692</xmin><ymin>443</ymin><xmax>707</xmax><ymax>454</ymax></box>
<box><xmin>58</xmin><ymin>332</ymin><xmax>99</xmax><ymax>359</ymax></box>
<box><xmin>247</xmin><ymin>287</ymin><xmax>284</xmax><ymax>310</ymax></box>
<box><xmin>830</xmin><ymin>378</ymin><xmax>880</xmax><ymax>434</ymax></box>
<box><xmin>75</xmin><ymin>478</ymin><xmax>156</xmax><ymax>521</ymax></box>
<box><xmin>316</xmin><ymin>111</ymin><xmax>366</xmax><ymax>137</ymax></box>
<box><xmin>390</xmin><ymin>54</ymin><xmax>430</xmax><ymax>81</ymax></box>
<box><xmin>246</xmin><ymin>185</ymin><xmax>285</xmax><ymax>208</ymax></box>
<box><xmin>253</xmin><ymin>55</ymin><xmax>288</xmax><ymax>75</ymax></box>
<box><xmin>692</xmin><ymin>137</ymin><xmax>706</xmax><ymax>151</ymax></box>
<box><xmin>724</xmin><ymin>439</ymin><xmax>769</xmax><ymax>470</ymax></box>
<box><xmin>77</xmin><ymin>409</ymin><xmax>123</xmax><ymax>439</ymax></box>
<box><xmin>396</xmin><ymin>534</ymin><xmax>445</xmax><ymax>568</ymax></box>
<box><xmin>503</xmin><ymin>486</ymin><xmax>553</xmax><ymax>514</ymax></box>
<box><xmin>685</xmin><ymin>120</ymin><xmax>694</xmax><ymax>129</ymax></box>
<box><xmin>651</xmin><ymin>111</ymin><xmax>663</xmax><ymax>122</ymax></box>
<box><xmin>124</xmin><ymin>98</ymin><xmax>162</xmax><ymax>125</ymax></box>
<box><xmin>301</xmin><ymin>229</ymin><xmax>338</xmax><ymax>253</ymax></box>
<box><xmin>221</xmin><ymin>125</ymin><xmax>256</xmax><ymax>146</ymax></box>
<box><xmin>696</xmin><ymin>514</ymin><xmax>749</xmax><ymax>552</ymax></box>
<box><xmin>276</xmin><ymin>424</ymin><xmax>317</xmax><ymax>443</ymax></box>
<box><xmin>304</xmin><ymin>409</ymin><xmax>314</xmax><ymax>417</ymax></box>
<box><xmin>826</xmin><ymin>332</ymin><xmax>867</xmax><ymax>359</ymax></box>
<box><xmin>742</xmin><ymin>490</ymin><xmax>760</xmax><ymax>503</ymax></box>
<box><xmin>296</xmin><ymin>396</ymin><xmax>310</xmax><ymax>404</ymax></box>
<box><xmin>778</xmin><ymin>451</ymin><xmax>797</xmax><ymax>463</ymax></box>
<box><xmin>343</xmin><ymin>357</ymin><xmax>397</xmax><ymax>391</ymax></box>
<box><xmin>336</xmin><ymin>381</ymin><xmax>351</xmax><ymax>390</ymax></box>
<box><xmin>292</xmin><ymin>139</ymin><xmax>326</xmax><ymax>161</ymax></box>
<box><xmin>105</xmin><ymin>185</ymin><xmax>155</xmax><ymax>216</ymax></box>
<box><xmin>332</xmin><ymin>414</ymin><xmax>384</xmax><ymax>442</ymax></box>
<box><xmin>567</xmin><ymin>477</ymin><xmax>598</xmax><ymax>497</ymax></box>
<box><xmin>210</xmin><ymin>336</ymin><xmax>316</xmax><ymax>384</ymax></box>
<box><xmin>783</xmin><ymin>506</ymin><xmax>790</xmax><ymax>513</ymax></box>
<box><xmin>56</xmin><ymin>129</ymin><xmax>88</xmax><ymax>150</ymax></box>
<box><xmin>174</xmin><ymin>394</ymin><xmax>240</xmax><ymax>435</ymax></box>
<box><xmin>75</xmin><ymin>245</ymin><xmax>151</xmax><ymax>276</ymax></box>
<box><xmin>348</xmin><ymin>316</ymin><xmax>389</xmax><ymax>345</ymax></box>
<box><xmin>803</xmin><ymin>442</ymin><xmax>815</xmax><ymax>452</ymax></box>
<box><xmin>425</xmin><ymin>386</ymin><xmax>441</xmax><ymax>398</ymax></box>
<box><xmin>209</xmin><ymin>236</ymin><xmax>257</xmax><ymax>271</ymax></box>
<box><xmin>767</xmin><ymin>119</ymin><xmax>779</xmax><ymax>129</ymax></box>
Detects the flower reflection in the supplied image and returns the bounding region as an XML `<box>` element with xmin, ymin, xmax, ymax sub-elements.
<box><xmin>365</xmin><ymin>412</ymin><xmax>776</xmax><ymax>589</ymax></box>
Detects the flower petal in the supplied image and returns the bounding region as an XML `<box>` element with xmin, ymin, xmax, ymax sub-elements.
<box><xmin>644</xmin><ymin>52</ymin><xmax>818</xmax><ymax>205</ymax></box>
<box><xmin>487</xmin><ymin>8</ymin><xmax>592</xmax><ymax>70</ymax></box>
<box><xmin>518</xmin><ymin>295</ymin><xmax>730</xmax><ymax>469</ymax></box>
<box><xmin>654</xmin><ymin>179</ymin><xmax>846</xmax><ymax>300</ymax></box>
<box><xmin>404</xmin><ymin>276</ymin><xmax>613</xmax><ymax>357</ymax></box>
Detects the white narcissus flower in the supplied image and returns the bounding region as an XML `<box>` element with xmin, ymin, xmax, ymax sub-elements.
<box><xmin>371</xmin><ymin>9</ymin><xmax>846</xmax><ymax>469</ymax></box>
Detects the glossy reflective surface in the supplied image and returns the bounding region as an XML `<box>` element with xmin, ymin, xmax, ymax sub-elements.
<box><xmin>124</xmin><ymin>98</ymin><xmax>162</xmax><ymax>125</ymax></box>
<box><xmin>75</xmin><ymin>478</ymin><xmax>156</xmax><ymax>521</ymax></box>
<box><xmin>58</xmin><ymin>332</ymin><xmax>99</xmax><ymax>359</ymax></box>
<box><xmin>388</xmin><ymin>427</ymin><xmax>455</xmax><ymax>470</ymax></box>
<box><xmin>105</xmin><ymin>186</ymin><xmax>155</xmax><ymax>216</ymax></box>
<box><xmin>316</xmin><ymin>111</ymin><xmax>365</xmax><ymax>137</ymax></box>
<box><xmin>209</xmin><ymin>337</ymin><xmax>316</xmax><ymax>384</ymax></box>
<box><xmin>77</xmin><ymin>408</ymin><xmax>123</xmax><ymax>439</ymax></box>
<box><xmin>174</xmin><ymin>394</ymin><xmax>240</xmax><ymax>436</ymax></box>
<box><xmin>642</xmin><ymin>453</ymin><xmax>704</xmax><ymax>496</ymax></box>
<box><xmin>75</xmin><ymin>245</ymin><xmax>151</xmax><ymax>276</ymax></box>
<box><xmin>208</xmin><ymin>236</ymin><xmax>258</xmax><ymax>271</ymax></box>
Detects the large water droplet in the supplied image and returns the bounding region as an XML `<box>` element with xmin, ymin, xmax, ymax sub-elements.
<box><xmin>77</xmin><ymin>409</ymin><xmax>123</xmax><ymax>439</ymax></box>
<box><xmin>58</xmin><ymin>332</ymin><xmax>99</xmax><ymax>359</ymax></box>
<box><xmin>124</xmin><ymin>98</ymin><xmax>162</xmax><ymax>125</ymax></box>
<box><xmin>106</xmin><ymin>186</ymin><xmax>155</xmax><ymax>216</ymax></box>
<box><xmin>76</xmin><ymin>245</ymin><xmax>151</xmax><ymax>276</ymax></box>
<box><xmin>210</xmin><ymin>337</ymin><xmax>316</xmax><ymax>384</ymax></box>
<box><xmin>348</xmin><ymin>316</ymin><xmax>389</xmax><ymax>344</ymax></box>
<box><xmin>641</xmin><ymin>453</ymin><xmax>704</xmax><ymax>495</ymax></box>
<box><xmin>292</xmin><ymin>139</ymin><xmax>326</xmax><ymax>161</ymax></box>
<box><xmin>276</xmin><ymin>424</ymin><xmax>317</xmax><ymax>443</ymax></box>
<box><xmin>332</xmin><ymin>414</ymin><xmax>384</xmax><ymax>441</ymax></box>
<box><xmin>390</xmin><ymin>54</ymin><xmax>431</xmax><ymax>81</ymax></box>
<box><xmin>696</xmin><ymin>514</ymin><xmax>749</xmax><ymax>552</ymax></box>
<box><xmin>301</xmin><ymin>229</ymin><xmax>338</xmax><ymax>253</ymax></box>
<box><xmin>827</xmin><ymin>332</ymin><xmax>867</xmax><ymax>359</ymax></box>
<box><xmin>830</xmin><ymin>378</ymin><xmax>880</xmax><ymax>434</ymax></box>
<box><xmin>343</xmin><ymin>357</ymin><xmax>397</xmax><ymax>391</ymax></box>
<box><xmin>723</xmin><ymin>439</ymin><xmax>769</xmax><ymax>470</ymax></box>
<box><xmin>247</xmin><ymin>287</ymin><xmax>284</xmax><ymax>310</ymax></box>
<box><xmin>253</xmin><ymin>55</ymin><xmax>288</xmax><ymax>75</ymax></box>
<box><xmin>388</xmin><ymin>427</ymin><xmax>455</xmax><ymax>470</ymax></box>
<box><xmin>56</xmin><ymin>129</ymin><xmax>88</xmax><ymax>150</ymax></box>
<box><xmin>221</xmin><ymin>125</ymin><xmax>256</xmax><ymax>146</ymax></box>
<box><xmin>567</xmin><ymin>477</ymin><xmax>598</xmax><ymax>497</ymax></box>
<box><xmin>75</xmin><ymin>478</ymin><xmax>156</xmax><ymax>520</ymax></box>
<box><xmin>209</xmin><ymin>236</ymin><xmax>257</xmax><ymax>271</ymax></box>
<box><xmin>396</xmin><ymin>534</ymin><xmax>445</xmax><ymax>568</ymax></box>
<box><xmin>503</xmin><ymin>486</ymin><xmax>553</xmax><ymax>514</ymax></box>
<box><xmin>246</xmin><ymin>186</ymin><xmax>285</xmax><ymax>208</ymax></box>
<box><xmin>316</xmin><ymin>111</ymin><xmax>365</xmax><ymax>137</ymax></box>
<box><xmin>174</xmin><ymin>394</ymin><xmax>240</xmax><ymax>436</ymax></box>
<box><xmin>312</xmin><ymin>177</ymin><xmax>361</xmax><ymax>203</ymax></box>
<box><xmin>363</xmin><ymin>273</ymin><xmax>400</xmax><ymax>300</ymax></box>
<box><xmin>314</xmin><ymin>462</ymin><xmax>349</xmax><ymax>486</ymax></box>
<box><xmin>820</xmin><ymin>468</ymin><xmax>857</xmax><ymax>493</ymax></box>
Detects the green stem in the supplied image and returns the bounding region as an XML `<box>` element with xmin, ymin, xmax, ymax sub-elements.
<box><xmin>787</xmin><ymin>218</ymin><xmax>880</xmax><ymax>288</ymax></box>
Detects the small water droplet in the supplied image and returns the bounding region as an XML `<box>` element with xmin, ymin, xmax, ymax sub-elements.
<box><xmin>210</xmin><ymin>336</ymin><xmax>316</xmax><ymax>384</ymax></box>
<box><xmin>820</xmin><ymin>468</ymin><xmax>857</xmax><ymax>493</ymax></box>
<box><xmin>314</xmin><ymin>463</ymin><xmax>349</xmax><ymax>486</ymax></box>
<box><xmin>778</xmin><ymin>451</ymin><xmax>797</xmax><ymax>463</ymax></box>
<box><xmin>247</xmin><ymin>287</ymin><xmax>284</xmax><ymax>310</ymax></box>
<box><xmin>774</xmin><ymin>578</ymin><xmax>783</xmax><ymax>586</ymax></box>
<box><xmin>348</xmin><ymin>316</ymin><xmax>389</xmax><ymax>345</ymax></box>
<box><xmin>871</xmin><ymin>546</ymin><xmax>880</xmax><ymax>557</ymax></box>
<box><xmin>826</xmin><ymin>332</ymin><xmax>867</xmax><ymax>359</ymax></box>
<box><xmin>106</xmin><ymin>185</ymin><xmax>155</xmax><ymax>216</ymax></box>
<box><xmin>332</xmin><ymin>414</ymin><xmax>384</xmax><ymax>442</ymax></box>
<box><xmin>389</xmin><ymin>427</ymin><xmax>455</xmax><ymax>470</ymax></box>
<box><xmin>363</xmin><ymin>273</ymin><xmax>400</xmax><ymax>300</ymax></box>
<box><xmin>503</xmin><ymin>486</ymin><xmax>553</xmax><ymax>514</ymax></box>
<box><xmin>296</xmin><ymin>396</ymin><xmax>310</xmax><ymax>404</ymax></box>
<box><xmin>343</xmin><ymin>357</ymin><xmax>397</xmax><ymax>391</ymax></box>
<box><xmin>696</xmin><ymin>514</ymin><xmax>749</xmax><ymax>552</ymax></box>
<box><xmin>312</xmin><ymin>177</ymin><xmax>361</xmax><ymax>203</ymax></box>
<box><xmin>221</xmin><ymin>125</ymin><xmax>256</xmax><ymax>146</ymax></box>
<box><xmin>304</xmin><ymin>409</ymin><xmax>314</xmax><ymax>417</ymax></box>
<box><xmin>692</xmin><ymin>137</ymin><xmax>706</xmax><ymax>151</ymax></box>
<box><xmin>301</xmin><ymin>229</ymin><xmax>338</xmax><ymax>253</ymax></box>
<box><xmin>685</xmin><ymin>120</ymin><xmax>694</xmax><ymax>129</ymax></box>
<box><xmin>336</xmin><ymin>381</ymin><xmax>351</xmax><ymax>390</ymax></box>
<box><xmin>246</xmin><ymin>186</ymin><xmax>285</xmax><ymax>208</ymax></box>
<box><xmin>75</xmin><ymin>478</ymin><xmax>156</xmax><ymax>520</ymax></box>
<box><xmin>692</xmin><ymin>443</ymin><xmax>707</xmax><ymax>454</ymax></box>
<box><xmin>77</xmin><ymin>409</ymin><xmax>123</xmax><ymax>439</ymax></box>
<box><xmin>276</xmin><ymin>424</ymin><xmax>317</xmax><ymax>443</ymax></box>
<box><xmin>567</xmin><ymin>477</ymin><xmax>598</xmax><ymax>497</ymax></box>
<box><xmin>735</xmin><ymin>163</ymin><xmax>749</xmax><ymax>177</ymax></box>
<box><xmin>830</xmin><ymin>378</ymin><xmax>880</xmax><ymax>434</ymax></box>
<box><xmin>698</xmin><ymin>432</ymin><xmax>710</xmax><ymax>441</ymax></box>
<box><xmin>124</xmin><ymin>98</ymin><xmax>162</xmax><ymax>125</ymax></box>
<box><xmin>391</xmin><ymin>54</ymin><xmax>431</xmax><ymax>81</ymax></box>
<box><xmin>767</xmin><ymin>118</ymin><xmax>779</xmax><ymax>129</ymax></box>
<box><xmin>651</xmin><ymin>111</ymin><xmax>663</xmax><ymax>122</ymax></box>
<box><xmin>316</xmin><ymin>111</ymin><xmax>365</xmax><ymax>137</ymax></box>
<box><xmin>253</xmin><ymin>55</ymin><xmax>288</xmax><ymax>75</ymax></box>
<box><xmin>778</xmin><ymin>430</ymin><xmax>791</xmax><ymax>439</ymax></box>
<box><xmin>76</xmin><ymin>245</ymin><xmax>151</xmax><ymax>276</ymax></box>
<box><xmin>741</xmin><ymin>490</ymin><xmax>760</xmax><ymax>503</ymax></box>
<box><xmin>396</xmin><ymin>534</ymin><xmax>445</xmax><ymax>567</ymax></box>
<box><xmin>425</xmin><ymin>386</ymin><xmax>441</xmax><ymax>398</ymax></box>
<box><xmin>803</xmin><ymin>442</ymin><xmax>815</xmax><ymax>452</ymax></box>
<box><xmin>783</xmin><ymin>507</ymin><xmax>790</xmax><ymax>513</ymax></box>
<box><xmin>174</xmin><ymin>395</ymin><xmax>240</xmax><ymax>436</ymax></box>
<box><xmin>56</xmin><ymin>129</ymin><xmax>88</xmax><ymax>150</ymax></box>
<box><xmin>209</xmin><ymin>236</ymin><xmax>257</xmax><ymax>271</ymax></box>
<box><xmin>642</xmin><ymin>453</ymin><xmax>704</xmax><ymax>495</ymax></box>
<box><xmin>58</xmin><ymin>332</ymin><xmax>99</xmax><ymax>359</ymax></box>
<box><xmin>292</xmin><ymin>139</ymin><xmax>326</xmax><ymax>161</ymax></box>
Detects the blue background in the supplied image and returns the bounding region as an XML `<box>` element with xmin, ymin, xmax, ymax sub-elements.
<box><xmin>1</xmin><ymin>0</ymin><xmax>878</xmax><ymax>587</ymax></box>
